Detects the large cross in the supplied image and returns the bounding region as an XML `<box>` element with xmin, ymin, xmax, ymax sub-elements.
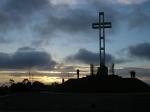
<box><xmin>92</xmin><ymin>12</ymin><xmax>112</xmax><ymax>67</ymax></box>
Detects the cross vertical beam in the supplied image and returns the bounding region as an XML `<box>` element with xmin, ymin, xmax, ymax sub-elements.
<box><xmin>99</xmin><ymin>12</ymin><xmax>105</xmax><ymax>67</ymax></box>
<box><xmin>92</xmin><ymin>12</ymin><xmax>111</xmax><ymax>76</ymax></box>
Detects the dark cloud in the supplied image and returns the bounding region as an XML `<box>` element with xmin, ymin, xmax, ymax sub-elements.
<box><xmin>33</xmin><ymin>8</ymin><xmax>96</xmax><ymax>40</ymax></box>
<box><xmin>66</xmin><ymin>48</ymin><xmax>115</xmax><ymax>64</ymax></box>
<box><xmin>127</xmin><ymin>2</ymin><xmax>150</xmax><ymax>29</ymax></box>
<box><xmin>0</xmin><ymin>0</ymin><xmax>149</xmax><ymax>45</ymax></box>
<box><xmin>0</xmin><ymin>0</ymin><xmax>49</xmax><ymax>30</ymax></box>
<box><xmin>18</xmin><ymin>47</ymin><xmax>36</xmax><ymax>52</ymax></box>
<box><xmin>128</xmin><ymin>42</ymin><xmax>150</xmax><ymax>60</ymax></box>
<box><xmin>0</xmin><ymin>36</ymin><xmax>11</xmax><ymax>44</ymax></box>
<box><xmin>0</xmin><ymin>0</ymin><xmax>149</xmax><ymax>33</ymax></box>
<box><xmin>34</xmin><ymin>0</ymin><xmax>150</xmax><ymax>43</ymax></box>
<box><xmin>4</xmin><ymin>0</ymin><xmax>49</xmax><ymax>15</ymax></box>
<box><xmin>34</xmin><ymin>2</ymin><xmax>119</xmax><ymax>39</ymax></box>
<box><xmin>0</xmin><ymin>47</ymin><xmax>57</xmax><ymax>69</ymax></box>
<box><xmin>66</xmin><ymin>48</ymin><xmax>130</xmax><ymax>65</ymax></box>
<box><xmin>90</xmin><ymin>0</ymin><xmax>150</xmax><ymax>30</ymax></box>
<box><xmin>0</xmin><ymin>0</ymin><xmax>52</xmax><ymax>44</ymax></box>
<box><xmin>0</xmin><ymin>0</ymin><xmax>50</xmax><ymax>33</ymax></box>
<box><xmin>0</xmin><ymin>52</ymin><xmax>11</xmax><ymax>68</ymax></box>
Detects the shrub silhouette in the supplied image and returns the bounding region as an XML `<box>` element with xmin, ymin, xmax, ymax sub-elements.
<box><xmin>10</xmin><ymin>79</ymin><xmax>32</xmax><ymax>92</ymax></box>
<box><xmin>32</xmin><ymin>81</ymin><xmax>45</xmax><ymax>91</ymax></box>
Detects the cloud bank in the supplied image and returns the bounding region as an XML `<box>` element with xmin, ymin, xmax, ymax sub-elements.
<box><xmin>0</xmin><ymin>0</ymin><xmax>149</xmax><ymax>44</ymax></box>
<box><xmin>128</xmin><ymin>42</ymin><xmax>150</xmax><ymax>60</ymax></box>
<box><xmin>0</xmin><ymin>47</ymin><xmax>56</xmax><ymax>69</ymax></box>
<box><xmin>0</xmin><ymin>0</ymin><xmax>149</xmax><ymax>70</ymax></box>
<box><xmin>66</xmin><ymin>48</ymin><xmax>127</xmax><ymax>64</ymax></box>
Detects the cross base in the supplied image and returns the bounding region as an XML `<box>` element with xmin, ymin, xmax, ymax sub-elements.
<box><xmin>97</xmin><ymin>65</ymin><xmax>108</xmax><ymax>77</ymax></box>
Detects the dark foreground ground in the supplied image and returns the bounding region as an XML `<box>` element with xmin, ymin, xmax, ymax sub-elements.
<box><xmin>0</xmin><ymin>92</ymin><xmax>150</xmax><ymax>112</ymax></box>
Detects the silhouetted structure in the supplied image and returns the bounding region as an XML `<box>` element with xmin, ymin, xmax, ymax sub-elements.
<box><xmin>77</xmin><ymin>69</ymin><xmax>80</xmax><ymax>79</ymax></box>
<box><xmin>97</xmin><ymin>65</ymin><xmax>108</xmax><ymax>77</ymax></box>
<box><xmin>62</xmin><ymin>75</ymin><xmax>150</xmax><ymax>93</ymax></box>
<box><xmin>92</xmin><ymin>12</ymin><xmax>112</xmax><ymax>77</ymax></box>
<box><xmin>90</xmin><ymin>64</ymin><xmax>94</xmax><ymax>76</ymax></box>
<box><xmin>130</xmin><ymin>70</ymin><xmax>136</xmax><ymax>78</ymax></box>
<box><xmin>62</xmin><ymin>78</ymin><xmax>65</xmax><ymax>83</ymax></box>
<box><xmin>111</xmin><ymin>63</ymin><xmax>115</xmax><ymax>75</ymax></box>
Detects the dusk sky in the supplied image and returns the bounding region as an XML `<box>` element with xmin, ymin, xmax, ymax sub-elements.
<box><xmin>0</xmin><ymin>0</ymin><xmax>150</xmax><ymax>84</ymax></box>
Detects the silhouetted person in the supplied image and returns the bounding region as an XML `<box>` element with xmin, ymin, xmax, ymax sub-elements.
<box><xmin>62</xmin><ymin>78</ymin><xmax>64</xmax><ymax>83</ymax></box>
<box><xmin>130</xmin><ymin>70</ymin><xmax>136</xmax><ymax>78</ymax></box>
<box><xmin>77</xmin><ymin>69</ymin><xmax>80</xmax><ymax>79</ymax></box>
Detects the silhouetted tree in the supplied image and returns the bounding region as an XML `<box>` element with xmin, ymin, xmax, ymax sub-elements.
<box><xmin>9</xmin><ymin>79</ymin><xmax>15</xmax><ymax>85</ymax></box>
<box><xmin>32</xmin><ymin>81</ymin><xmax>44</xmax><ymax>88</ymax></box>
<box><xmin>22</xmin><ymin>78</ymin><xmax>30</xmax><ymax>84</ymax></box>
<box><xmin>51</xmin><ymin>82</ymin><xmax>59</xmax><ymax>86</ymax></box>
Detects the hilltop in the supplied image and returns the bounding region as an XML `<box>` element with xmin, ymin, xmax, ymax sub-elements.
<box><xmin>61</xmin><ymin>75</ymin><xmax>150</xmax><ymax>93</ymax></box>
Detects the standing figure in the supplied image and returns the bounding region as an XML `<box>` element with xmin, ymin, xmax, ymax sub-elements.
<box><xmin>130</xmin><ymin>70</ymin><xmax>136</xmax><ymax>78</ymax></box>
<box><xmin>77</xmin><ymin>69</ymin><xmax>80</xmax><ymax>79</ymax></box>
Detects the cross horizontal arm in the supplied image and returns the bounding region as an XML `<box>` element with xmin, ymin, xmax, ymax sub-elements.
<box><xmin>92</xmin><ymin>22</ymin><xmax>112</xmax><ymax>29</ymax></box>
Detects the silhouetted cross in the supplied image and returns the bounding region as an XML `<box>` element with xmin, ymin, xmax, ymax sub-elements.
<box><xmin>92</xmin><ymin>12</ymin><xmax>111</xmax><ymax>67</ymax></box>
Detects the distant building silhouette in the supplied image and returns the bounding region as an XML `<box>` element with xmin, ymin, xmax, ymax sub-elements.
<box><xmin>77</xmin><ymin>69</ymin><xmax>80</xmax><ymax>79</ymax></box>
